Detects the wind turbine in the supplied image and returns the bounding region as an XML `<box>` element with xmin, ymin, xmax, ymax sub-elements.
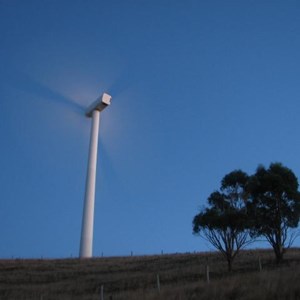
<box><xmin>79</xmin><ymin>92</ymin><xmax>112</xmax><ymax>258</ymax></box>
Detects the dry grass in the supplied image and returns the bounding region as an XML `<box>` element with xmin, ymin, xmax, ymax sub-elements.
<box><xmin>0</xmin><ymin>248</ymin><xmax>300</xmax><ymax>299</ymax></box>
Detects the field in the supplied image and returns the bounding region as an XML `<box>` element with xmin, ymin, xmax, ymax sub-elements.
<box><xmin>1</xmin><ymin>248</ymin><xmax>300</xmax><ymax>300</ymax></box>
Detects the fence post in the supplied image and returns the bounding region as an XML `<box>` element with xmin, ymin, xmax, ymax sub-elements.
<box><xmin>100</xmin><ymin>285</ymin><xmax>104</xmax><ymax>300</ymax></box>
<box><xmin>258</xmin><ymin>257</ymin><xmax>262</xmax><ymax>272</ymax></box>
<box><xmin>157</xmin><ymin>274</ymin><xmax>161</xmax><ymax>293</ymax></box>
<box><xmin>205</xmin><ymin>264</ymin><xmax>210</xmax><ymax>283</ymax></box>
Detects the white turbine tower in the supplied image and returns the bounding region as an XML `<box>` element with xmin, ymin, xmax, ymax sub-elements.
<box><xmin>79</xmin><ymin>92</ymin><xmax>112</xmax><ymax>258</ymax></box>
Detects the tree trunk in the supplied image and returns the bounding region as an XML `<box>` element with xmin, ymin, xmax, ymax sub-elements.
<box><xmin>274</xmin><ymin>245</ymin><xmax>284</xmax><ymax>264</ymax></box>
<box><xmin>276</xmin><ymin>251</ymin><xmax>283</xmax><ymax>264</ymax></box>
<box><xmin>227</xmin><ymin>257</ymin><xmax>232</xmax><ymax>272</ymax></box>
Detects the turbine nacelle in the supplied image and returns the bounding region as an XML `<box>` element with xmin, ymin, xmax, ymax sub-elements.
<box><xmin>86</xmin><ymin>93</ymin><xmax>112</xmax><ymax>117</ymax></box>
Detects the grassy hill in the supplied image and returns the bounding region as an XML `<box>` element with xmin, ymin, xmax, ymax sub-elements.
<box><xmin>1</xmin><ymin>248</ymin><xmax>300</xmax><ymax>300</ymax></box>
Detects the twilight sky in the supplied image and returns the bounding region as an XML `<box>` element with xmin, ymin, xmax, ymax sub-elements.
<box><xmin>1</xmin><ymin>0</ymin><xmax>300</xmax><ymax>258</ymax></box>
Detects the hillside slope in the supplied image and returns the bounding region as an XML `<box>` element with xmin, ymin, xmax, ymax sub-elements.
<box><xmin>0</xmin><ymin>249</ymin><xmax>300</xmax><ymax>300</ymax></box>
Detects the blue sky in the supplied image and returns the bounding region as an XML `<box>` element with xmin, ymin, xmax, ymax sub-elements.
<box><xmin>1</xmin><ymin>0</ymin><xmax>300</xmax><ymax>258</ymax></box>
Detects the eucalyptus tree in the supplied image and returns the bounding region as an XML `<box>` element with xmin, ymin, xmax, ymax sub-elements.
<box><xmin>246</xmin><ymin>163</ymin><xmax>300</xmax><ymax>263</ymax></box>
<box><xmin>193</xmin><ymin>170</ymin><xmax>252</xmax><ymax>271</ymax></box>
